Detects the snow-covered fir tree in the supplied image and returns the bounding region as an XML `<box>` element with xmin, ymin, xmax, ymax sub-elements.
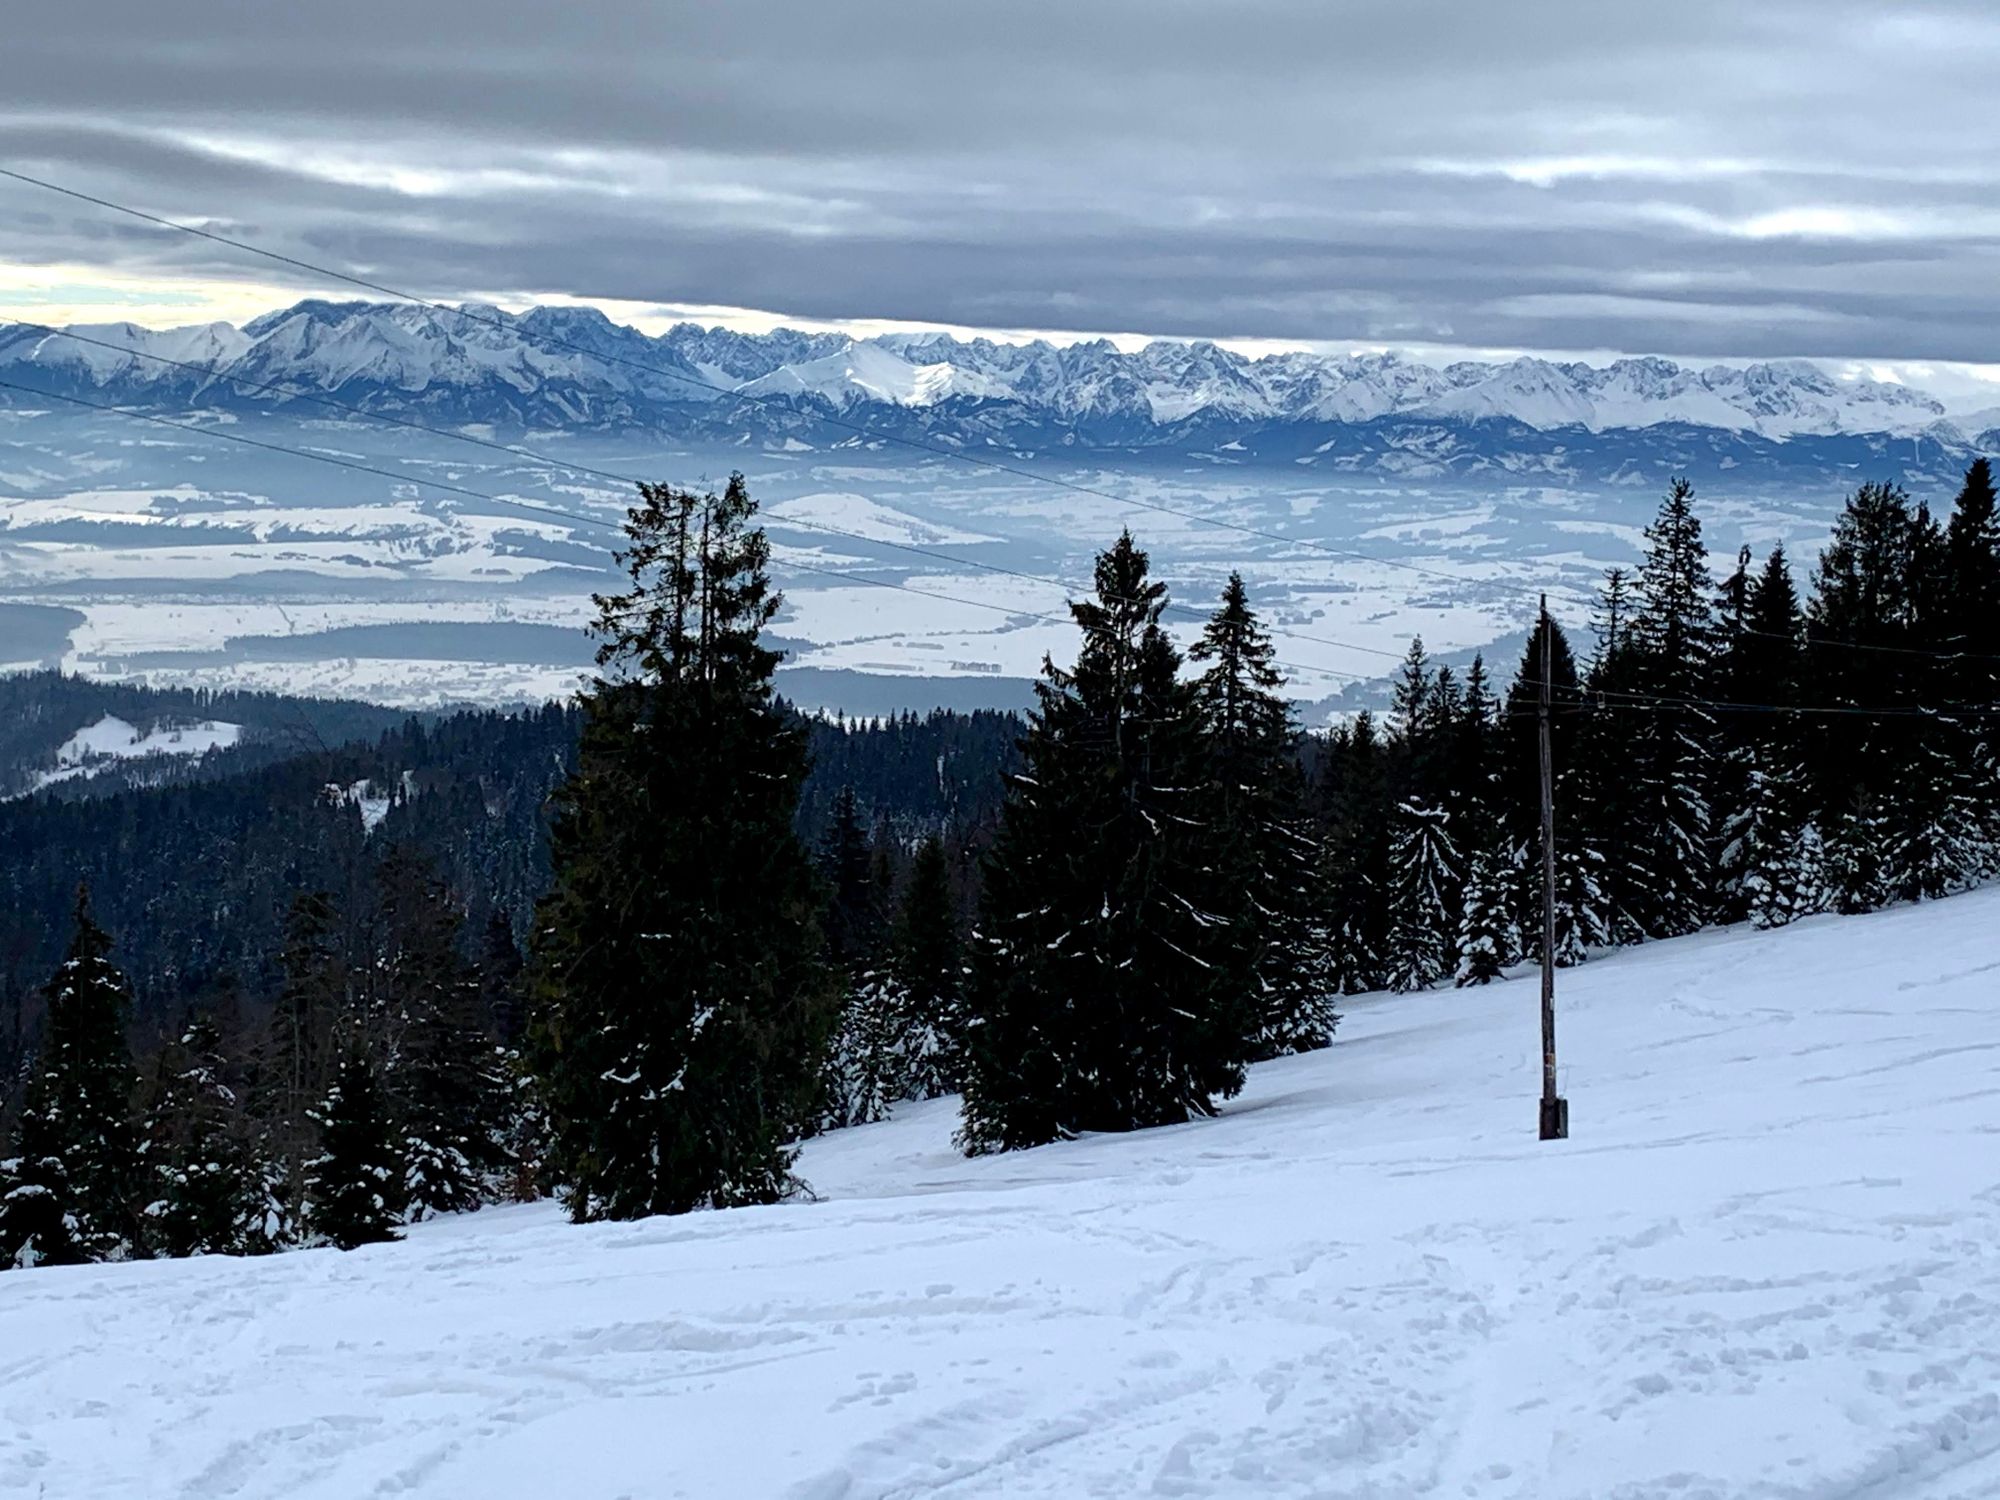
<box><xmin>1743</xmin><ymin>811</ymin><xmax>1828</xmax><ymax>930</ymax></box>
<box><xmin>1314</xmin><ymin>711</ymin><xmax>1390</xmax><ymax>996</ymax></box>
<box><xmin>1190</xmin><ymin>571</ymin><xmax>1334</xmax><ymax>1057</ymax></box>
<box><xmin>1445</xmin><ymin>655</ymin><xmax>1516</xmax><ymax>987</ymax></box>
<box><xmin>141</xmin><ymin>1015</ymin><xmax>279</xmax><ymax>1258</ymax></box>
<box><xmin>1384</xmin><ymin>801</ymin><xmax>1460</xmax><ymax>993</ymax></box>
<box><xmin>304</xmin><ymin>1047</ymin><xmax>406</xmax><ymax>1251</ymax></box>
<box><xmin>527</xmin><ymin>476</ymin><xmax>838</xmax><ymax>1219</ymax></box>
<box><xmin>1454</xmin><ymin>847</ymin><xmax>1515</xmax><ymax>986</ymax></box>
<box><xmin>1823</xmin><ymin>796</ymin><xmax>1891</xmax><ymax>915</ymax></box>
<box><xmin>889</xmin><ymin>834</ymin><xmax>966</xmax><ymax>1099</ymax></box>
<box><xmin>1623</xmin><ymin>478</ymin><xmax>1718</xmax><ymax>938</ymax></box>
<box><xmin>1319</xmin><ymin>858</ymin><xmax>1385</xmax><ymax>997</ymax></box>
<box><xmin>1883</xmin><ymin>743</ymin><xmax>1984</xmax><ymax>902</ymax></box>
<box><xmin>1805</xmin><ymin>480</ymin><xmax>1986</xmax><ymax>913</ymax></box>
<box><xmin>0</xmin><ymin>889</ymin><xmax>145</xmax><ymax>1269</ymax></box>
<box><xmin>265</xmin><ymin>887</ymin><xmax>347</xmax><ymax>1223</ymax></box>
<box><xmin>373</xmin><ymin>846</ymin><xmax>503</xmax><ymax>1220</ymax></box>
<box><xmin>960</xmin><ymin>532</ymin><xmax>1251</xmax><ymax>1152</ymax></box>
<box><xmin>822</xmin><ymin>970</ymin><xmax>909</xmax><ymax>1129</ymax></box>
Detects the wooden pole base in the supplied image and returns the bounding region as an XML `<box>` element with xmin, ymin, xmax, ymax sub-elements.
<box><xmin>1539</xmin><ymin>1096</ymin><xmax>1569</xmax><ymax>1141</ymax></box>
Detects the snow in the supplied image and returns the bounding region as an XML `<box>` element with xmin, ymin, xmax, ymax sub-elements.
<box><xmin>735</xmin><ymin>343</ymin><xmax>1014</xmax><ymax>408</ymax></box>
<box><xmin>766</xmin><ymin>491</ymin><xmax>1001</xmax><ymax>548</ymax></box>
<box><xmin>2</xmin><ymin>301</ymin><xmax>1961</xmax><ymax>437</ymax></box>
<box><xmin>27</xmin><ymin>713</ymin><xmax>242</xmax><ymax>790</ymax></box>
<box><xmin>11</xmin><ymin>889</ymin><xmax>2000</xmax><ymax>1496</ymax></box>
<box><xmin>327</xmin><ymin>776</ymin><xmax>393</xmax><ymax>831</ymax></box>
<box><xmin>54</xmin><ymin>713</ymin><xmax>239</xmax><ymax>765</ymax></box>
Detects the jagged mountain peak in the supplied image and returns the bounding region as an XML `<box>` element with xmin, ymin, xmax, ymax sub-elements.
<box><xmin>1</xmin><ymin>298</ymin><xmax>1982</xmax><ymax>446</ymax></box>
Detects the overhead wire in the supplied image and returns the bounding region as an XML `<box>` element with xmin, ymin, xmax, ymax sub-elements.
<box><xmin>0</xmin><ymin>317</ymin><xmax>1410</xmax><ymax>672</ymax></box>
<box><xmin>0</xmin><ymin>374</ymin><xmax>1364</xmax><ymax>688</ymax></box>
<box><xmin>0</xmin><ymin>165</ymin><xmax>1607</xmax><ymax>611</ymax></box>
<box><xmin>7</xmin><ymin>160</ymin><xmax>1992</xmax><ymax>676</ymax></box>
<box><xmin>12</xmin><ymin>370</ymin><xmax>1993</xmax><ymax>723</ymax></box>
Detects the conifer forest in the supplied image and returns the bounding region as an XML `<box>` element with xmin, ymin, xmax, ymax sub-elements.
<box><xmin>5</xmin><ymin>459</ymin><xmax>2000</xmax><ymax>1267</ymax></box>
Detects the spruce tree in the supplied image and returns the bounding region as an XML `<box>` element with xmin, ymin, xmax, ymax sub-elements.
<box><xmin>1572</xmin><ymin>567</ymin><xmax>1651</xmax><ymax>943</ymax></box>
<box><xmin>1884</xmin><ymin>741</ymin><xmax>1982</xmax><ymax>903</ymax></box>
<box><xmin>1738</xmin><ymin>773</ymin><xmax>1828</xmax><ymax>929</ymax></box>
<box><xmin>1712</xmin><ymin>546</ymin><xmax>1817</xmax><ymax>925</ymax></box>
<box><xmin>1315</xmin><ymin>843</ymin><xmax>1383</xmax><ymax>998</ymax></box>
<box><xmin>820</xmin><ymin>786</ymin><xmax>884</xmax><ymax>972</ymax></box>
<box><xmin>528</xmin><ymin>475</ymin><xmax>839</xmax><ymax>1218</ymax></box>
<box><xmin>373</xmin><ymin>847</ymin><xmax>499</xmax><ymax>1219</ymax></box>
<box><xmin>1881</xmin><ymin>500</ymin><xmax>1982</xmax><ymax>900</ymax></box>
<box><xmin>890</xmin><ymin>834</ymin><xmax>966</xmax><ymax>1098</ymax></box>
<box><xmin>1454</xmin><ymin>847</ymin><xmax>1514</xmax><ymax>986</ymax></box>
<box><xmin>1623</xmin><ymin>478</ymin><xmax>1718</xmax><ymax>937</ymax></box>
<box><xmin>477</xmin><ymin>908</ymin><xmax>526</xmax><ymax>1047</ymax></box>
<box><xmin>1383</xmin><ymin>801</ymin><xmax>1460</xmax><ymax>992</ymax></box>
<box><xmin>960</xmin><ymin>532</ymin><xmax>1249</xmax><ymax>1152</ymax></box>
<box><xmin>1823</xmin><ymin>793</ymin><xmax>1891</xmax><ymax>915</ymax></box>
<box><xmin>1391</xmin><ymin>638</ymin><xmax>1433</xmax><ymax>743</ymax></box>
<box><xmin>1810</xmin><ymin>480</ymin><xmax>1985</xmax><ymax>904</ymax></box>
<box><xmin>1808</xmin><ymin>481</ymin><xmax>1922</xmax><ymax>910</ymax></box>
<box><xmin>1448</xmin><ymin>654</ymin><xmax>1517</xmax><ymax>985</ymax></box>
<box><xmin>1708</xmin><ymin>546</ymin><xmax>1756</xmax><ymax>921</ymax></box>
<box><xmin>141</xmin><ymin>1016</ymin><xmax>278</xmax><ymax>1258</ymax></box>
<box><xmin>1190</xmin><ymin>572</ymin><xmax>1332</xmax><ymax>1057</ymax></box>
<box><xmin>0</xmin><ymin>889</ymin><xmax>145</xmax><ymax>1268</ymax></box>
<box><xmin>264</xmin><ymin>888</ymin><xmax>347</xmax><ymax>1222</ymax></box>
<box><xmin>1933</xmin><ymin>462</ymin><xmax>2000</xmax><ymax>877</ymax></box>
<box><xmin>1314</xmin><ymin>712</ymin><xmax>1390</xmax><ymax>995</ymax></box>
<box><xmin>1943</xmin><ymin>457</ymin><xmax>2000</xmax><ymax>756</ymax></box>
<box><xmin>1451</xmin><ymin>655</ymin><xmax>1502</xmax><ymax>812</ymax></box>
<box><xmin>822</xmin><ymin>971</ymin><xmax>908</xmax><ymax>1129</ymax></box>
<box><xmin>304</xmin><ymin>1047</ymin><xmax>406</xmax><ymax>1250</ymax></box>
<box><xmin>1943</xmin><ymin>457</ymin><xmax>2000</xmax><ymax>645</ymax></box>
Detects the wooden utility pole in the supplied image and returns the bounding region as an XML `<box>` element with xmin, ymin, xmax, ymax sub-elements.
<box><xmin>1537</xmin><ymin>595</ymin><xmax>1569</xmax><ymax>1141</ymax></box>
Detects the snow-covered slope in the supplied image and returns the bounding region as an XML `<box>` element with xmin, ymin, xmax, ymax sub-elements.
<box><xmin>26</xmin><ymin>712</ymin><xmax>241</xmax><ymax>792</ymax></box>
<box><xmin>11</xmin><ymin>890</ymin><xmax>2000</xmax><ymax>1498</ymax></box>
<box><xmin>0</xmin><ymin>300</ymin><xmax>1967</xmax><ymax>442</ymax></box>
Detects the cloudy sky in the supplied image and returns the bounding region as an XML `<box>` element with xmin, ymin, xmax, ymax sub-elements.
<box><xmin>6</xmin><ymin>1</ymin><xmax>2000</xmax><ymax>398</ymax></box>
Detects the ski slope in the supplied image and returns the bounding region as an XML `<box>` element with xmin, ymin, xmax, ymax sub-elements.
<box><xmin>8</xmin><ymin>892</ymin><xmax>2000</xmax><ymax>1498</ymax></box>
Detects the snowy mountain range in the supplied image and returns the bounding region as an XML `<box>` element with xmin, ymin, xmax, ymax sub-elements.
<box><xmin>5</xmin><ymin>300</ymin><xmax>1995</xmax><ymax>453</ymax></box>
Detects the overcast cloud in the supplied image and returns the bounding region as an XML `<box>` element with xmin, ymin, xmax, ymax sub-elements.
<box><xmin>4</xmin><ymin>0</ymin><xmax>2000</xmax><ymax>374</ymax></box>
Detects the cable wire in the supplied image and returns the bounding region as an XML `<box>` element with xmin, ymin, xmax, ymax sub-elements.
<box><xmin>0</xmin><ymin>317</ymin><xmax>1412</xmax><ymax>671</ymax></box>
<box><xmin>0</xmin><ymin>374</ymin><xmax>1366</xmax><ymax>687</ymax></box>
<box><xmin>6</xmin><ymin>165</ymin><xmax>1992</xmax><ymax>665</ymax></box>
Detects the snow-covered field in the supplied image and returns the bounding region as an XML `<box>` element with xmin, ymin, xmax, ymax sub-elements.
<box><xmin>25</xmin><ymin>712</ymin><xmax>242</xmax><ymax>792</ymax></box>
<box><xmin>1</xmin><ymin>404</ymin><xmax>1881</xmax><ymax>714</ymax></box>
<box><xmin>8</xmin><ymin>891</ymin><xmax>2000</xmax><ymax>1498</ymax></box>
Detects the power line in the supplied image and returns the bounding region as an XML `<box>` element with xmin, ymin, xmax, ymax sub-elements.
<box><xmin>1547</xmin><ymin>678</ymin><xmax>2000</xmax><ymax>720</ymax></box>
<box><xmin>10</xmin><ymin>371</ymin><xmax>1984</xmax><ymax>724</ymax></box>
<box><xmin>0</xmin><ymin>318</ymin><xmax>1409</xmax><ymax>673</ymax></box>
<box><xmin>7</xmin><ymin>165</ymin><xmax>1990</xmax><ymax>665</ymax></box>
<box><xmin>0</xmin><ymin>374</ymin><xmax>1360</xmax><ymax>689</ymax></box>
<box><xmin>0</xmin><ymin>166</ymin><xmax>1601</xmax><ymax>610</ymax></box>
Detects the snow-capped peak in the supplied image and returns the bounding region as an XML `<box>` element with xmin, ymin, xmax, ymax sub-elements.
<box><xmin>0</xmin><ymin>299</ymin><xmax>1970</xmax><ymax>443</ymax></box>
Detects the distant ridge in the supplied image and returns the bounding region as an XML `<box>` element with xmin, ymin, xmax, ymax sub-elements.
<box><xmin>6</xmin><ymin>300</ymin><xmax>1995</xmax><ymax>454</ymax></box>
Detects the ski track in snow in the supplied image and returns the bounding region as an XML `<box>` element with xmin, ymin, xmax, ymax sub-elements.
<box><xmin>7</xmin><ymin>893</ymin><xmax>2000</xmax><ymax>1497</ymax></box>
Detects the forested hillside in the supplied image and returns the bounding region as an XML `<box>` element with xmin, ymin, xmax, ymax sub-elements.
<box><xmin>6</xmin><ymin>459</ymin><xmax>2000</xmax><ymax>1273</ymax></box>
<box><xmin>0</xmin><ymin>693</ymin><xmax>1022</xmax><ymax>1096</ymax></box>
<box><xmin>0</xmin><ymin>671</ymin><xmax>411</xmax><ymax>799</ymax></box>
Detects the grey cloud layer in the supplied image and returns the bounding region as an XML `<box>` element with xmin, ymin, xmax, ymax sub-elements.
<box><xmin>6</xmin><ymin>0</ymin><xmax>2000</xmax><ymax>360</ymax></box>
